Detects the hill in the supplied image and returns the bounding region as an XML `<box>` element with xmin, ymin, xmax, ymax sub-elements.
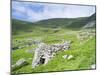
<box><xmin>12</xmin><ymin>13</ymin><xmax>96</xmax><ymax>35</ymax></box>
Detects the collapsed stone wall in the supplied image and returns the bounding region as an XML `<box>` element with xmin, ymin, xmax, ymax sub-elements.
<box><xmin>32</xmin><ymin>41</ymin><xmax>71</xmax><ymax>68</ymax></box>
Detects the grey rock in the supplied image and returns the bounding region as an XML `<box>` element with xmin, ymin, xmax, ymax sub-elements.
<box><xmin>62</xmin><ymin>54</ymin><xmax>74</xmax><ymax>60</ymax></box>
<box><xmin>12</xmin><ymin>58</ymin><xmax>28</xmax><ymax>70</ymax></box>
<box><xmin>32</xmin><ymin>41</ymin><xmax>71</xmax><ymax>68</ymax></box>
<box><xmin>15</xmin><ymin>58</ymin><xmax>27</xmax><ymax>66</ymax></box>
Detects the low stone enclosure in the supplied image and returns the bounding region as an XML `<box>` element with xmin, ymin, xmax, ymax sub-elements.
<box><xmin>32</xmin><ymin>41</ymin><xmax>72</xmax><ymax>68</ymax></box>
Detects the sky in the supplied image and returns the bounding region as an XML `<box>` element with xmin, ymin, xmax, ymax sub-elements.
<box><xmin>12</xmin><ymin>1</ymin><xmax>96</xmax><ymax>22</ymax></box>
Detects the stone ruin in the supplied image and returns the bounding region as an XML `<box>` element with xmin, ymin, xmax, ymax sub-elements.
<box><xmin>77</xmin><ymin>29</ymin><xmax>95</xmax><ymax>42</ymax></box>
<box><xmin>32</xmin><ymin>41</ymin><xmax>72</xmax><ymax>68</ymax></box>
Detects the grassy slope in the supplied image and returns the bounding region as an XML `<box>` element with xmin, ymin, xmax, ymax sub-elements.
<box><xmin>12</xmin><ymin>17</ymin><xmax>88</xmax><ymax>35</ymax></box>
<box><xmin>11</xmin><ymin>14</ymin><xmax>96</xmax><ymax>74</ymax></box>
<box><xmin>12</xmin><ymin>29</ymin><xmax>96</xmax><ymax>74</ymax></box>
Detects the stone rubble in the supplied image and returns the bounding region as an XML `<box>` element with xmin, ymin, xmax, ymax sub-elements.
<box><xmin>32</xmin><ymin>41</ymin><xmax>72</xmax><ymax>68</ymax></box>
<box><xmin>77</xmin><ymin>29</ymin><xmax>95</xmax><ymax>42</ymax></box>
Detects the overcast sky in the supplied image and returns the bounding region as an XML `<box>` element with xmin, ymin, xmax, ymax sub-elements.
<box><xmin>12</xmin><ymin>1</ymin><xmax>95</xmax><ymax>22</ymax></box>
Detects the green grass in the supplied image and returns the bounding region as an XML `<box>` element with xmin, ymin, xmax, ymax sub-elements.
<box><xmin>11</xmin><ymin>27</ymin><xmax>96</xmax><ymax>74</ymax></box>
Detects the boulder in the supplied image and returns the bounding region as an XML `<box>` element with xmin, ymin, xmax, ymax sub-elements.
<box><xmin>62</xmin><ymin>55</ymin><xmax>68</xmax><ymax>59</ymax></box>
<box><xmin>67</xmin><ymin>55</ymin><xmax>74</xmax><ymax>60</ymax></box>
<box><xmin>91</xmin><ymin>64</ymin><xmax>96</xmax><ymax>69</ymax></box>
<box><xmin>15</xmin><ymin>58</ymin><xmax>28</xmax><ymax>66</ymax></box>
<box><xmin>12</xmin><ymin>58</ymin><xmax>28</xmax><ymax>71</ymax></box>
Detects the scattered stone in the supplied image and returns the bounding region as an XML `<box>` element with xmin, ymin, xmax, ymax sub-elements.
<box><xmin>77</xmin><ymin>29</ymin><xmax>95</xmax><ymax>42</ymax></box>
<box><xmin>62</xmin><ymin>54</ymin><xmax>74</xmax><ymax>60</ymax></box>
<box><xmin>91</xmin><ymin>64</ymin><xmax>96</xmax><ymax>69</ymax></box>
<box><xmin>11</xmin><ymin>64</ymin><xmax>15</xmax><ymax>68</ymax></box>
<box><xmin>67</xmin><ymin>55</ymin><xmax>74</xmax><ymax>60</ymax></box>
<box><xmin>62</xmin><ymin>55</ymin><xmax>68</xmax><ymax>59</ymax></box>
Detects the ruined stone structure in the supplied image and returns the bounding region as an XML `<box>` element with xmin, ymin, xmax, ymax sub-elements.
<box><xmin>32</xmin><ymin>41</ymin><xmax>71</xmax><ymax>68</ymax></box>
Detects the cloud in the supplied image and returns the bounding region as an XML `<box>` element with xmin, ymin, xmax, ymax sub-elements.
<box><xmin>12</xmin><ymin>1</ymin><xmax>95</xmax><ymax>22</ymax></box>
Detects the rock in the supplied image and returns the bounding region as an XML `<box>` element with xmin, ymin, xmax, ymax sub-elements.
<box><xmin>15</xmin><ymin>58</ymin><xmax>28</xmax><ymax>66</ymax></box>
<box><xmin>11</xmin><ymin>64</ymin><xmax>15</xmax><ymax>68</ymax></box>
<box><xmin>32</xmin><ymin>41</ymin><xmax>71</xmax><ymax>68</ymax></box>
<box><xmin>91</xmin><ymin>64</ymin><xmax>96</xmax><ymax>69</ymax></box>
<box><xmin>67</xmin><ymin>55</ymin><xmax>74</xmax><ymax>60</ymax></box>
<box><xmin>12</xmin><ymin>58</ymin><xmax>28</xmax><ymax>71</ymax></box>
<box><xmin>62</xmin><ymin>54</ymin><xmax>74</xmax><ymax>60</ymax></box>
<box><xmin>62</xmin><ymin>55</ymin><xmax>68</xmax><ymax>59</ymax></box>
<box><xmin>11</xmin><ymin>64</ymin><xmax>17</xmax><ymax>71</ymax></box>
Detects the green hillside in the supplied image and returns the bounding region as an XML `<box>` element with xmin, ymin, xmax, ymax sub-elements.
<box><xmin>12</xmin><ymin>13</ymin><xmax>96</xmax><ymax>35</ymax></box>
<box><xmin>11</xmin><ymin>13</ymin><xmax>96</xmax><ymax>74</ymax></box>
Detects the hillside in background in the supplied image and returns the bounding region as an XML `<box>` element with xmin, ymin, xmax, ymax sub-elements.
<box><xmin>12</xmin><ymin>13</ymin><xmax>96</xmax><ymax>35</ymax></box>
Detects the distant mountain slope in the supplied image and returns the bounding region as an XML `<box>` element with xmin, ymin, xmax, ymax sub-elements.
<box><xmin>83</xmin><ymin>13</ymin><xmax>96</xmax><ymax>28</ymax></box>
<box><xmin>12</xmin><ymin>13</ymin><xmax>96</xmax><ymax>34</ymax></box>
<box><xmin>34</xmin><ymin>17</ymin><xmax>90</xmax><ymax>29</ymax></box>
<box><xmin>33</xmin><ymin>13</ymin><xmax>96</xmax><ymax>29</ymax></box>
<box><xmin>12</xmin><ymin>19</ymin><xmax>35</xmax><ymax>34</ymax></box>
<box><xmin>88</xmin><ymin>13</ymin><xmax>96</xmax><ymax>21</ymax></box>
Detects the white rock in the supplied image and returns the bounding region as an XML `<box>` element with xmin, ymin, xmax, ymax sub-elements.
<box><xmin>11</xmin><ymin>64</ymin><xmax>15</xmax><ymax>68</ymax></box>
<box><xmin>62</xmin><ymin>55</ymin><xmax>68</xmax><ymax>59</ymax></box>
<box><xmin>16</xmin><ymin>58</ymin><xmax>28</xmax><ymax>66</ymax></box>
<box><xmin>91</xmin><ymin>64</ymin><xmax>96</xmax><ymax>69</ymax></box>
<box><xmin>67</xmin><ymin>55</ymin><xmax>74</xmax><ymax>60</ymax></box>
